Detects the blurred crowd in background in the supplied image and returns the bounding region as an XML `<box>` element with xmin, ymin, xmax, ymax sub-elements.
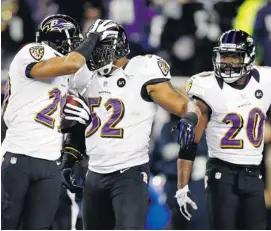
<box><xmin>1</xmin><ymin>0</ymin><xmax>271</xmax><ymax>229</ymax></box>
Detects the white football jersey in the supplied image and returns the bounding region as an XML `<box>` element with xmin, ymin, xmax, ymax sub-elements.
<box><xmin>70</xmin><ymin>55</ymin><xmax>171</xmax><ymax>173</ymax></box>
<box><xmin>187</xmin><ymin>67</ymin><xmax>271</xmax><ymax>165</ymax></box>
<box><xmin>2</xmin><ymin>43</ymin><xmax>68</xmax><ymax>160</ymax></box>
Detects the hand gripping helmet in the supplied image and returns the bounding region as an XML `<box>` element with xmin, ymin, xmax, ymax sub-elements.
<box><xmin>212</xmin><ymin>29</ymin><xmax>255</xmax><ymax>84</ymax></box>
<box><xmin>87</xmin><ymin>20</ymin><xmax>130</xmax><ymax>75</ymax></box>
<box><xmin>36</xmin><ymin>14</ymin><xmax>83</xmax><ymax>55</ymax></box>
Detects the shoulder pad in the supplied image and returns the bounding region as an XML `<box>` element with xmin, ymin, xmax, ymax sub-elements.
<box><xmin>144</xmin><ymin>54</ymin><xmax>170</xmax><ymax>76</ymax></box>
<box><xmin>20</xmin><ymin>42</ymin><xmax>60</xmax><ymax>61</ymax></box>
<box><xmin>186</xmin><ymin>71</ymin><xmax>215</xmax><ymax>98</ymax></box>
<box><xmin>254</xmin><ymin>65</ymin><xmax>271</xmax><ymax>84</ymax></box>
<box><xmin>129</xmin><ymin>55</ymin><xmax>171</xmax><ymax>78</ymax></box>
<box><xmin>254</xmin><ymin>65</ymin><xmax>271</xmax><ymax>73</ymax></box>
<box><xmin>197</xmin><ymin>71</ymin><xmax>213</xmax><ymax>77</ymax></box>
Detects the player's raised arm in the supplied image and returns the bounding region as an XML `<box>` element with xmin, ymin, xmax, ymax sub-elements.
<box><xmin>29</xmin><ymin>51</ymin><xmax>88</xmax><ymax>78</ymax></box>
<box><xmin>29</xmin><ymin>19</ymin><xmax>119</xmax><ymax>79</ymax></box>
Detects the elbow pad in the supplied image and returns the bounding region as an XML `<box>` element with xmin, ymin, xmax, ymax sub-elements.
<box><xmin>178</xmin><ymin>142</ymin><xmax>197</xmax><ymax>161</ymax></box>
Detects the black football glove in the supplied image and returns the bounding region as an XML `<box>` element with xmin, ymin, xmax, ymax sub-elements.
<box><xmin>172</xmin><ymin>112</ymin><xmax>198</xmax><ymax>151</ymax></box>
<box><xmin>60</xmin><ymin>148</ymin><xmax>84</xmax><ymax>194</ymax></box>
<box><xmin>61</xmin><ymin>168</ymin><xmax>84</xmax><ymax>194</ymax></box>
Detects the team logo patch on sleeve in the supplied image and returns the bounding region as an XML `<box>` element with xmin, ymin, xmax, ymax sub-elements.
<box><xmin>186</xmin><ymin>80</ymin><xmax>193</xmax><ymax>93</ymax></box>
<box><xmin>29</xmin><ymin>46</ymin><xmax>44</xmax><ymax>61</ymax></box>
<box><xmin>157</xmin><ymin>59</ymin><xmax>170</xmax><ymax>76</ymax></box>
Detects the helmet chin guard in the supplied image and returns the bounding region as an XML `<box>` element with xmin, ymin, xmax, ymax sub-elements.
<box><xmin>97</xmin><ymin>63</ymin><xmax>114</xmax><ymax>76</ymax></box>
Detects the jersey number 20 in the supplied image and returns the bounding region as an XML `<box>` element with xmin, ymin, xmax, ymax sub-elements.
<box><xmin>86</xmin><ymin>97</ymin><xmax>125</xmax><ymax>138</ymax></box>
<box><xmin>220</xmin><ymin>107</ymin><xmax>265</xmax><ymax>149</ymax></box>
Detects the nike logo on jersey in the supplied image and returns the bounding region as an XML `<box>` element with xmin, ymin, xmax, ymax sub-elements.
<box><xmin>120</xmin><ymin>167</ymin><xmax>130</xmax><ymax>173</ymax></box>
<box><xmin>56</xmin><ymin>161</ymin><xmax>61</xmax><ymax>165</ymax></box>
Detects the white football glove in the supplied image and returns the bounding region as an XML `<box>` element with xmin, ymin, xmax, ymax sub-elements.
<box><xmin>87</xmin><ymin>19</ymin><xmax>119</xmax><ymax>41</ymax></box>
<box><xmin>64</xmin><ymin>96</ymin><xmax>91</xmax><ymax>125</ymax></box>
<box><xmin>175</xmin><ymin>185</ymin><xmax>198</xmax><ymax>221</ymax></box>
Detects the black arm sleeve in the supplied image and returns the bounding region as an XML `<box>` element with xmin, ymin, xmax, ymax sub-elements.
<box><xmin>25</xmin><ymin>62</ymin><xmax>38</xmax><ymax>79</ymax></box>
<box><xmin>141</xmin><ymin>78</ymin><xmax>170</xmax><ymax>102</ymax></box>
<box><xmin>178</xmin><ymin>142</ymin><xmax>198</xmax><ymax>161</ymax></box>
<box><xmin>62</xmin><ymin>131</ymin><xmax>86</xmax><ymax>160</ymax></box>
<box><xmin>74</xmin><ymin>33</ymin><xmax>100</xmax><ymax>60</ymax></box>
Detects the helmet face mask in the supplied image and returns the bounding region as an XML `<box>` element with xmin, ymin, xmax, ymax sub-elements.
<box><xmin>87</xmin><ymin>37</ymin><xmax>117</xmax><ymax>75</ymax></box>
<box><xmin>86</xmin><ymin>20</ymin><xmax>130</xmax><ymax>75</ymax></box>
<box><xmin>212</xmin><ymin>30</ymin><xmax>255</xmax><ymax>84</ymax></box>
<box><xmin>36</xmin><ymin>14</ymin><xmax>83</xmax><ymax>55</ymax></box>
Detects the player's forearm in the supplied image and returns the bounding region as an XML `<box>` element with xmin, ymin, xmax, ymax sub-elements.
<box><xmin>30</xmin><ymin>52</ymin><xmax>86</xmax><ymax>78</ymax></box>
<box><xmin>151</xmin><ymin>89</ymin><xmax>189</xmax><ymax>116</ymax></box>
<box><xmin>177</xmin><ymin>159</ymin><xmax>193</xmax><ymax>189</ymax></box>
<box><xmin>264</xmin><ymin>122</ymin><xmax>271</xmax><ymax>143</ymax></box>
<box><xmin>30</xmin><ymin>33</ymin><xmax>100</xmax><ymax>79</ymax></box>
<box><xmin>165</xmin><ymin>89</ymin><xmax>190</xmax><ymax>116</ymax></box>
<box><xmin>186</xmin><ymin>101</ymin><xmax>201</xmax><ymax>125</ymax></box>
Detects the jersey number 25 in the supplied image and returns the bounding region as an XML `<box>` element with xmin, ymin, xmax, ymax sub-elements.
<box><xmin>34</xmin><ymin>88</ymin><xmax>62</xmax><ymax>129</ymax></box>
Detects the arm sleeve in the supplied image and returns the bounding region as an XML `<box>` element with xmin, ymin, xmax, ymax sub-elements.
<box><xmin>140</xmin><ymin>55</ymin><xmax>172</xmax><ymax>102</ymax></box>
<box><xmin>186</xmin><ymin>74</ymin><xmax>214</xmax><ymax>112</ymax></box>
<box><xmin>15</xmin><ymin>43</ymin><xmax>55</xmax><ymax>79</ymax></box>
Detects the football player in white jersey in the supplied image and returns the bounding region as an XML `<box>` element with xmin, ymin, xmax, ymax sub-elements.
<box><xmin>1</xmin><ymin>15</ymin><xmax>116</xmax><ymax>229</ymax></box>
<box><xmin>175</xmin><ymin>30</ymin><xmax>271</xmax><ymax>229</ymax></box>
<box><xmin>59</xmin><ymin>20</ymin><xmax>202</xmax><ymax>229</ymax></box>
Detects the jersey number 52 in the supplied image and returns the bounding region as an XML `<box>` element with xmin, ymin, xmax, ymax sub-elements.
<box><xmin>220</xmin><ymin>107</ymin><xmax>266</xmax><ymax>149</ymax></box>
<box><xmin>86</xmin><ymin>97</ymin><xmax>125</xmax><ymax>139</ymax></box>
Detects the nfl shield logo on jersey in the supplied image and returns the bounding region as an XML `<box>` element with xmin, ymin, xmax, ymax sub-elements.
<box><xmin>10</xmin><ymin>157</ymin><xmax>17</xmax><ymax>164</ymax></box>
<box><xmin>215</xmin><ymin>172</ymin><xmax>221</xmax><ymax>179</ymax></box>
<box><xmin>29</xmin><ymin>46</ymin><xmax>44</xmax><ymax>61</ymax></box>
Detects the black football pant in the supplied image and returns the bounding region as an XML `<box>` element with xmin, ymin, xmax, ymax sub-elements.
<box><xmin>51</xmin><ymin>186</ymin><xmax>72</xmax><ymax>230</ymax></box>
<box><xmin>205</xmin><ymin>158</ymin><xmax>266</xmax><ymax>230</ymax></box>
<box><xmin>82</xmin><ymin>163</ymin><xmax>150</xmax><ymax>230</ymax></box>
<box><xmin>1</xmin><ymin>152</ymin><xmax>61</xmax><ymax>230</ymax></box>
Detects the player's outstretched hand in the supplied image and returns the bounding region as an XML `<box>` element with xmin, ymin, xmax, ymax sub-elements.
<box><xmin>172</xmin><ymin>116</ymin><xmax>196</xmax><ymax>151</ymax></box>
<box><xmin>87</xmin><ymin>19</ymin><xmax>119</xmax><ymax>42</ymax></box>
<box><xmin>175</xmin><ymin>185</ymin><xmax>198</xmax><ymax>221</ymax></box>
